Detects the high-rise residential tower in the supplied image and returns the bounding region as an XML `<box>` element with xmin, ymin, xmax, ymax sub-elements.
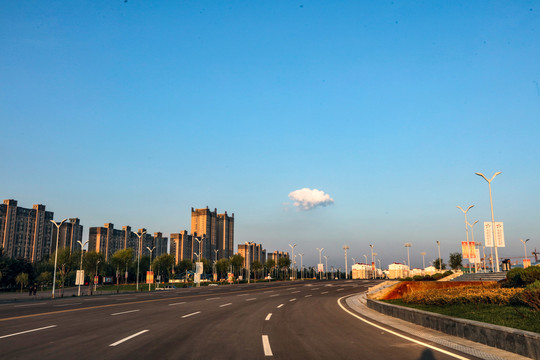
<box><xmin>191</xmin><ymin>207</ymin><xmax>234</xmax><ymax>261</ymax></box>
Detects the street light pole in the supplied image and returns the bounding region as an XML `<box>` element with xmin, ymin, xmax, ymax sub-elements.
<box><xmin>343</xmin><ymin>245</ymin><xmax>349</xmax><ymax>279</ymax></box>
<box><xmin>324</xmin><ymin>255</ymin><xmax>328</xmax><ymax>280</ymax></box>
<box><xmin>134</xmin><ymin>230</ymin><xmax>146</xmax><ymax>292</ymax></box>
<box><xmin>146</xmin><ymin>246</ymin><xmax>155</xmax><ymax>291</ymax></box>
<box><xmin>363</xmin><ymin>254</ymin><xmax>367</xmax><ymax>263</ymax></box>
<box><xmin>77</xmin><ymin>239</ymin><xmax>89</xmax><ymax>296</ymax></box>
<box><xmin>469</xmin><ymin>220</ymin><xmax>479</xmax><ymax>273</ymax></box>
<box><xmin>289</xmin><ymin>244</ymin><xmax>296</xmax><ymax>280</ymax></box>
<box><xmin>521</xmin><ymin>239</ymin><xmax>530</xmax><ymax>262</ymax></box>
<box><xmin>476</xmin><ymin>171</ymin><xmax>502</xmax><ymax>272</ymax></box>
<box><xmin>94</xmin><ymin>260</ymin><xmax>101</xmax><ymax>292</ymax></box>
<box><xmin>299</xmin><ymin>253</ymin><xmax>304</xmax><ymax>280</ymax></box>
<box><xmin>420</xmin><ymin>252</ymin><xmax>426</xmax><ymax>270</ymax></box>
<box><xmin>50</xmin><ymin>219</ymin><xmax>67</xmax><ymax>299</ymax></box>
<box><xmin>369</xmin><ymin>244</ymin><xmax>374</xmax><ymax>279</ymax></box>
<box><xmin>457</xmin><ymin>205</ymin><xmax>474</xmax><ymax>244</ymax></box>
<box><xmin>404</xmin><ymin>243</ymin><xmax>412</xmax><ymax>269</ymax></box>
<box><xmin>316</xmin><ymin>248</ymin><xmax>324</xmax><ymax>280</ymax></box>
<box><xmin>436</xmin><ymin>241</ymin><xmax>442</xmax><ymax>271</ymax></box>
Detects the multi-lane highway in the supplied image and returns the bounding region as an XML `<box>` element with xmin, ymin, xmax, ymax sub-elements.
<box><xmin>0</xmin><ymin>280</ymin><xmax>479</xmax><ymax>359</ymax></box>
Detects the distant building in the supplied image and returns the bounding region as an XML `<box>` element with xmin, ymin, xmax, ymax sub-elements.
<box><xmin>88</xmin><ymin>224</ymin><xmax>155</xmax><ymax>261</ymax></box>
<box><xmin>51</xmin><ymin>218</ymin><xmax>83</xmax><ymax>254</ymax></box>
<box><xmin>351</xmin><ymin>263</ymin><xmax>373</xmax><ymax>279</ymax></box>
<box><xmin>238</xmin><ymin>243</ymin><xmax>266</xmax><ymax>268</ymax></box>
<box><xmin>1</xmin><ymin>199</ymin><xmax>54</xmax><ymax>262</ymax></box>
<box><xmin>191</xmin><ymin>207</ymin><xmax>234</xmax><ymax>260</ymax></box>
<box><xmin>387</xmin><ymin>263</ymin><xmax>409</xmax><ymax>279</ymax></box>
<box><xmin>170</xmin><ymin>231</ymin><xmax>194</xmax><ymax>264</ymax></box>
<box><xmin>153</xmin><ymin>232</ymin><xmax>168</xmax><ymax>258</ymax></box>
<box><xmin>267</xmin><ymin>251</ymin><xmax>289</xmax><ymax>263</ymax></box>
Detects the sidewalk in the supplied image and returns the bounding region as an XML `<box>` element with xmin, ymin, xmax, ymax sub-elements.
<box><xmin>0</xmin><ymin>286</ymin><xmax>113</xmax><ymax>303</ymax></box>
<box><xmin>345</xmin><ymin>293</ymin><xmax>531</xmax><ymax>360</ymax></box>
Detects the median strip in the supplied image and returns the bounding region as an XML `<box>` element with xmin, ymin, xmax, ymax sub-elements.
<box><xmin>109</xmin><ymin>330</ymin><xmax>149</xmax><ymax>347</ymax></box>
<box><xmin>0</xmin><ymin>325</ymin><xmax>56</xmax><ymax>339</ymax></box>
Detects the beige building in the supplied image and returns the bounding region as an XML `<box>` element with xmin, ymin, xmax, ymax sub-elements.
<box><xmin>1</xmin><ymin>199</ymin><xmax>54</xmax><ymax>262</ymax></box>
<box><xmin>267</xmin><ymin>251</ymin><xmax>289</xmax><ymax>263</ymax></box>
<box><xmin>351</xmin><ymin>263</ymin><xmax>373</xmax><ymax>279</ymax></box>
<box><xmin>88</xmin><ymin>224</ymin><xmax>155</xmax><ymax>261</ymax></box>
<box><xmin>170</xmin><ymin>230</ymin><xmax>194</xmax><ymax>264</ymax></box>
<box><xmin>191</xmin><ymin>207</ymin><xmax>234</xmax><ymax>261</ymax></box>
<box><xmin>387</xmin><ymin>263</ymin><xmax>410</xmax><ymax>279</ymax></box>
<box><xmin>238</xmin><ymin>243</ymin><xmax>266</xmax><ymax>268</ymax></box>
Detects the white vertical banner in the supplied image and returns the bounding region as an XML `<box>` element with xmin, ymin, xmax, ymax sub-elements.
<box><xmin>484</xmin><ymin>222</ymin><xmax>494</xmax><ymax>247</ymax></box>
<box><xmin>494</xmin><ymin>222</ymin><xmax>505</xmax><ymax>247</ymax></box>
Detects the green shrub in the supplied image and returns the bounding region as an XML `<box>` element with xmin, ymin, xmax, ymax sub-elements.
<box><xmin>432</xmin><ymin>273</ymin><xmax>444</xmax><ymax>280</ymax></box>
<box><xmin>403</xmin><ymin>277</ymin><xmax>413</xmax><ymax>281</ymax></box>
<box><xmin>506</xmin><ymin>268</ymin><xmax>525</xmax><ymax>287</ymax></box>
<box><xmin>413</xmin><ymin>275</ymin><xmax>424</xmax><ymax>281</ymax></box>
<box><xmin>443</xmin><ymin>270</ymin><xmax>453</xmax><ymax>277</ymax></box>
<box><xmin>521</xmin><ymin>280</ymin><xmax>540</xmax><ymax>311</ymax></box>
<box><xmin>522</xmin><ymin>266</ymin><xmax>540</xmax><ymax>285</ymax></box>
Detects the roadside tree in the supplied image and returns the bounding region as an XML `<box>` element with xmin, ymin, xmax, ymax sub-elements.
<box><xmin>15</xmin><ymin>272</ymin><xmax>29</xmax><ymax>292</ymax></box>
<box><xmin>449</xmin><ymin>252</ymin><xmax>463</xmax><ymax>270</ymax></box>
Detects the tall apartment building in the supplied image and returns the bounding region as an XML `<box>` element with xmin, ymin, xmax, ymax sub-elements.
<box><xmin>170</xmin><ymin>230</ymin><xmax>194</xmax><ymax>264</ymax></box>
<box><xmin>268</xmin><ymin>251</ymin><xmax>289</xmax><ymax>263</ymax></box>
<box><xmin>153</xmin><ymin>232</ymin><xmax>168</xmax><ymax>258</ymax></box>
<box><xmin>238</xmin><ymin>243</ymin><xmax>266</xmax><ymax>268</ymax></box>
<box><xmin>51</xmin><ymin>218</ymin><xmax>84</xmax><ymax>253</ymax></box>
<box><xmin>191</xmin><ymin>207</ymin><xmax>234</xmax><ymax>261</ymax></box>
<box><xmin>0</xmin><ymin>199</ymin><xmax>54</xmax><ymax>262</ymax></box>
<box><xmin>88</xmin><ymin>224</ymin><xmax>155</xmax><ymax>261</ymax></box>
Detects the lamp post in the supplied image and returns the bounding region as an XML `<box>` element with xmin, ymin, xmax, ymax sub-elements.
<box><xmin>436</xmin><ymin>241</ymin><xmax>442</xmax><ymax>271</ymax></box>
<box><xmin>324</xmin><ymin>255</ymin><xmax>329</xmax><ymax>280</ymax></box>
<box><xmin>289</xmin><ymin>244</ymin><xmax>297</xmax><ymax>280</ymax></box>
<box><xmin>50</xmin><ymin>219</ymin><xmax>67</xmax><ymax>299</ymax></box>
<box><xmin>245</xmin><ymin>241</ymin><xmax>254</xmax><ymax>283</ymax></box>
<box><xmin>213</xmin><ymin>249</ymin><xmax>219</xmax><ymax>281</ymax></box>
<box><xmin>343</xmin><ymin>245</ymin><xmax>349</xmax><ymax>279</ymax></box>
<box><xmin>476</xmin><ymin>171</ymin><xmax>502</xmax><ymax>272</ymax></box>
<box><xmin>194</xmin><ymin>237</ymin><xmax>202</xmax><ymax>261</ymax></box>
<box><xmin>363</xmin><ymin>254</ymin><xmax>367</xmax><ymax>264</ymax></box>
<box><xmin>521</xmin><ymin>239</ymin><xmax>530</xmax><ymax>262</ymax></box>
<box><xmin>469</xmin><ymin>220</ymin><xmax>479</xmax><ymax>273</ymax></box>
<box><xmin>77</xmin><ymin>240</ymin><xmax>89</xmax><ymax>296</ymax></box>
<box><xmin>369</xmin><ymin>244</ymin><xmax>374</xmax><ymax>279</ymax></box>
<box><xmin>134</xmin><ymin>230</ymin><xmax>146</xmax><ymax>292</ymax></box>
<box><xmin>94</xmin><ymin>260</ymin><xmax>101</xmax><ymax>292</ymax></box>
<box><xmin>316</xmin><ymin>248</ymin><xmax>324</xmax><ymax>280</ymax></box>
<box><xmin>420</xmin><ymin>252</ymin><xmax>426</xmax><ymax>270</ymax></box>
<box><xmin>457</xmin><ymin>205</ymin><xmax>474</xmax><ymax>244</ymax></box>
<box><xmin>404</xmin><ymin>243</ymin><xmax>412</xmax><ymax>269</ymax></box>
<box><xmin>372</xmin><ymin>252</ymin><xmax>378</xmax><ymax>278</ymax></box>
<box><xmin>299</xmin><ymin>253</ymin><xmax>304</xmax><ymax>280</ymax></box>
<box><xmin>146</xmin><ymin>246</ymin><xmax>155</xmax><ymax>291</ymax></box>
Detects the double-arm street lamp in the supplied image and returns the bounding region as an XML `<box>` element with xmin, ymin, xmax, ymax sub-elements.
<box><xmin>476</xmin><ymin>171</ymin><xmax>502</xmax><ymax>272</ymax></box>
<box><xmin>134</xmin><ymin>230</ymin><xmax>146</xmax><ymax>292</ymax></box>
<box><xmin>77</xmin><ymin>239</ymin><xmax>89</xmax><ymax>296</ymax></box>
<box><xmin>521</xmin><ymin>239</ymin><xmax>530</xmax><ymax>262</ymax></box>
<box><xmin>50</xmin><ymin>219</ymin><xmax>67</xmax><ymax>299</ymax></box>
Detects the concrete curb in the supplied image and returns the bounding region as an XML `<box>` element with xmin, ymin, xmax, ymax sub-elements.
<box><xmin>366</xmin><ymin>298</ymin><xmax>540</xmax><ymax>359</ymax></box>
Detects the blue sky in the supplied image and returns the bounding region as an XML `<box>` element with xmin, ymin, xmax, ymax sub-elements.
<box><xmin>1</xmin><ymin>1</ymin><xmax>539</xmax><ymax>269</ymax></box>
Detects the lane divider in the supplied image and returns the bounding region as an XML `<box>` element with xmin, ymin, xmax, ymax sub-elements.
<box><xmin>181</xmin><ymin>311</ymin><xmax>201</xmax><ymax>318</ymax></box>
<box><xmin>219</xmin><ymin>303</ymin><xmax>232</xmax><ymax>307</ymax></box>
<box><xmin>111</xmin><ymin>309</ymin><xmax>140</xmax><ymax>316</ymax></box>
<box><xmin>262</xmin><ymin>335</ymin><xmax>273</xmax><ymax>356</ymax></box>
<box><xmin>277</xmin><ymin>304</ymin><xmax>284</xmax><ymax>308</ymax></box>
<box><xmin>0</xmin><ymin>325</ymin><xmax>56</xmax><ymax>339</ymax></box>
<box><xmin>109</xmin><ymin>330</ymin><xmax>148</xmax><ymax>347</ymax></box>
<box><xmin>265</xmin><ymin>313</ymin><xmax>272</xmax><ymax>321</ymax></box>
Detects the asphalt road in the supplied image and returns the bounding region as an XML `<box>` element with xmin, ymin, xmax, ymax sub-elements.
<box><xmin>0</xmin><ymin>280</ymin><xmax>478</xmax><ymax>360</ymax></box>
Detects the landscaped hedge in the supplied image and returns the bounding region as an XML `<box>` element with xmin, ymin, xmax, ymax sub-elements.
<box><xmin>505</xmin><ymin>266</ymin><xmax>540</xmax><ymax>287</ymax></box>
<box><xmin>402</xmin><ymin>283</ymin><xmax>523</xmax><ymax>306</ymax></box>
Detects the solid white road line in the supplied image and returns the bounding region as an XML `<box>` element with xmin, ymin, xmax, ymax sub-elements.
<box><xmin>168</xmin><ymin>302</ymin><xmax>186</xmax><ymax>306</ymax></box>
<box><xmin>289</xmin><ymin>298</ymin><xmax>296</xmax><ymax>302</ymax></box>
<box><xmin>246</xmin><ymin>298</ymin><xmax>256</xmax><ymax>301</ymax></box>
<box><xmin>265</xmin><ymin>313</ymin><xmax>272</xmax><ymax>321</ymax></box>
<box><xmin>14</xmin><ymin>303</ymin><xmax>46</xmax><ymax>307</ymax></box>
<box><xmin>182</xmin><ymin>311</ymin><xmax>201</xmax><ymax>318</ymax></box>
<box><xmin>111</xmin><ymin>309</ymin><xmax>140</xmax><ymax>316</ymax></box>
<box><xmin>321</xmin><ymin>291</ymin><xmax>328</xmax><ymax>294</ymax></box>
<box><xmin>109</xmin><ymin>330</ymin><xmax>149</xmax><ymax>347</ymax></box>
<box><xmin>220</xmin><ymin>303</ymin><xmax>232</xmax><ymax>307</ymax></box>
<box><xmin>262</xmin><ymin>335</ymin><xmax>273</xmax><ymax>356</ymax></box>
<box><xmin>304</xmin><ymin>295</ymin><xmax>312</xmax><ymax>298</ymax></box>
<box><xmin>0</xmin><ymin>325</ymin><xmax>56</xmax><ymax>339</ymax></box>
<box><xmin>337</xmin><ymin>296</ymin><xmax>469</xmax><ymax>360</ymax></box>
<box><xmin>277</xmin><ymin>304</ymin><xmax>284</xmax><ymax>308</ymax></box>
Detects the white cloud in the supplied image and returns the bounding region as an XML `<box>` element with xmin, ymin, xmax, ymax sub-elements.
<box><xmin>288</xmin><ymin>188</ymin><xmax>334</xmax><ymax>211</ymax></box>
